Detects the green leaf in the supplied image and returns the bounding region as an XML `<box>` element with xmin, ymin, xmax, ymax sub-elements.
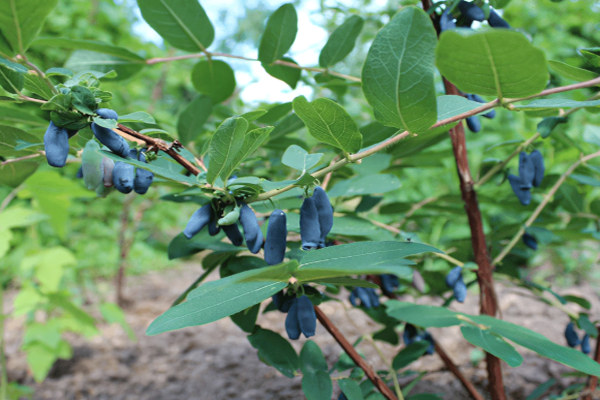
<box><xmin>230</xmin><ymin>304</ymin><xmax>260</xmax><ymax>333</ymax></box>
<box><xmin>300</xmin><ymin>341</ymin><xmax>332</xmax><ymax>400</ymax></box>
<box><xmin>0</xmin><ymin>125</ymin><xmax>41</xmax><ymax>157</ymax></box>
<box><xmin>512</xmin><ymin>98</ymin><xmax>600</xmax><ymax>110</ymax></box>
<box><xmin>570</xmin><ymin>173</ymin><xmax>600</xmax><ymax>187</ymax></box>
<box><xmin>327</xmin><ymin>174</ymin><xmax>401</xmax><ymax>198</ymax></box>
<box><xmin>537</xmin><ymin>117</ymin><xmax>567</xmax><ymax>138</ymax></box>
<box><xmin>65</xmin><ymin>50</ymin><xmax>144</xmax><ymax>80</ymax></box>
<box><xmin>177</xmin><ymin>95</ymin><xmax>212</xmax><ymax>145</ymax></box>
<box><xmin>525</xmin><ymin>379</ymin><xmax>557</xmax><ymax>400</ymax></box>
<box><xmin>319</xmin><ymin>15</ymin><xmax>364</xmax><ymax>68</ymax></box>
<box><xmin>309</xmin><ymin>277</ymin><xmax>379</xmax><ymax>289</ymax></box>
<box><xmin>70</xmin><ymin>85</ymin><xmax>97</xmax><ymax>115</ymax></box>
<box><xmin>0</xmin><ymin>103</ymin><xmax>45</xmax><ymax>126</ymax></box>
<box><xmin>206</xmin><ymin>117</ymin><xmax>248</xmax><ymax>184</ymax></box>
<box><xmin>282</xmin><ymin>144</ymin><xmax>323</xmax><ymax>173</ymax></box>
<box><xmin>548</xmin><ymin>60</ymin><xmax>598</xmax><ymax>82</ymax></box>
<box><xmin>579</xmin><ymin>47</ymin><xmax>600</xmax><ymax>67</ymax></box>
<box><xmin>119</xmin><ymin>112</ymin><xmax>156</xmax><ymax>124</ymax></box>
<box><xmin>338</xmin><ymin>379</ymin><xmax>365</xmax><ymax>400</ymax></box>
<box><xmin>167</xmin><ymin>231</ymin><xmax>241</xmax><ymax>260</ymax></box>
<box><xmin>33</xmin><ymin>37</ymin><xmax>144</xmax><ymax>60</ymax></box>
<box><xmin>292</xmin><ymin>96</ymin><xmax>362</xmax><ymax>154</ymax></box>
<box><xmin>460</xmin><ymin>325</ymin><xmax>523</xmax><ymax>367</ymax></box>
<box><xmin>392</xmin><ymin>341</ymin><xmax>430</xmax><ymax>370</ymax></box>
<box><xmin>385</xmin><ymin>301</ymin><xmax>462</xmax><ymax>327</ymax></box>
<box><xmin>23</xmin><ymin>72</ymin><xmax>55</xmax><ymax>100</ymax></box>
<box><xmin>0</xmin><ymin>57</ymin><xmax>27</xmax><ymax>93</ymax></box>
<box><xmin>436</xmin><ymin>29</ymin><xmax>548</xmax><ymax>98</ymax></box>
<box><xmin>0</xmin><ymin>161</ymin><xmax>39</xmax><ymax>187</ymax></box>
<box><xmin>0</xmin><ymin>206</ymin><xmax>46</xmax><ymax>229</ymax></box>
<box><xmin>229</xmin><ymin>126</ymin><xmax>272</xmax><ymax>170</ymax></box>
<box><xmin>0</xmin><ymin>0</ymin><xmax>58</xmax><ymax>55</ymax></box>
<box><xmin>248</xmin><ymin>328</ymin><xmax>299</xmax><ymax>378</ymax></box>
<box><xmin>146</xmin><ymin>266</ymin><xmax>288</xmax><ymax>335</ymax></box>
<box><xmin>262</xmin><ymin>57</ymin><xmax>301</xmax><ymax>89</ymax></box>
<box><xmin>362</xmin><ymin>7</ymin><xmax>437</xmax><ymax>133</ymax></box>
<box><xmin>137</xmin><ymin>0</ymin><xmax>214</xmax><ymax>52</ymax></box>
<box><xmin>191</xmin><ymin>59</ymin><xmax>236</xmax><ymax>103</ymax></box>
<box><xmin>258</xmin><ymin>3</ymin><xmax>298</xmax><ymax>64</ymax></box>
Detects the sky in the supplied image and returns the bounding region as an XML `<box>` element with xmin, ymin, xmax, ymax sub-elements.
<box><xmin>125</xmin><ymin>0</ymin><xmax>387</xmax><ymax>104</ymax></box>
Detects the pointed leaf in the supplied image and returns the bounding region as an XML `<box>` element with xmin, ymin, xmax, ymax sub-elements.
<box><xmin>0</xmin><ymin>57</ymin><xmax>27</xmax><ymax>93</ymax></box>
<box><xmin>282</xmin><ymin>144</ymin><xmax>323</xmax><ymax>173</ymax></box>
<box><xmin>177</xmin><ymin>95</ymin><xmax>212</xmax><ymax>145</ymax></box>
<box><xmin>548</xmin><ymin>60</ymin><xmax>598</xmax><ymax>82</ymax></box>
<box><xmin>65</xmin><ymin>50</ymin><xmax>144</xmax><ymax>80</ymax></box>
<box><xmin>460</xmin><ymin>325</ymin><xmax>523</xmax><ymax>367</ymax></box>
<box><xmin>301</xmin><ymin>341</ymin><xmax>332</xmax><ymax>400</ymax></box>
<box><xmin>292</xmin><ymin>96</ymin><xmax>362</xmax><ymax>154</ymax></box>
<box><xmin>319</xmin><ymin>15</ymin><xmax>364</xmax><ymax>67</ymax></box>
<box><xmin>436</xmin><ymin>29</ymin><xmax>548</xmax><ymax>98</ymax></box>
<box><xmin>206</xmin><ymin>117</ymin><xmax>248</xmax><ymax>184</ymax></box>
<box><xmin>262</xmin><ymin>57</ymin><xmax>301</xmax><ymax>88</ymax></box>
<box><xmin>230</xmin><ymin>126</ymin><xmax>272</xmax><ymax>170</ymax></box>
<box><xmin>248</xmin><ymin>328</ymin><xmax>299</xmax><ymax>378</ymax></box>
<box><xmin>362</xmin><ymin>7</ymin><xmax>437</xmax><ymax>133</ymax></box>
<box><xmin>0</xmin><ymin>0</ymin><xmax>58</xmax><ymax>55</ymax></box>
<box><xmin>137</xmin><ymin>0</ymin><xmax>214</xmax><ymax>52</ymax></box>
<box><xmin>258</xmin><ymin>3</ymin><xmax>298</xmax><ymax>64</ymax></box>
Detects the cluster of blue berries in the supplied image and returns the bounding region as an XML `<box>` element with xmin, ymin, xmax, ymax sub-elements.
<box><xmin>404</xmin><ymin>324</ymin><xmax>435</xmax><ymax>355</ymax></box>
<box><xmin>48</xmin><ymin>108</ymin><xmax>154</xmax><ymax>196</ymax></box>
<box><xmin>300</xmin><ymin>187</ymin><xmax>334</xmax><ymax>249</ymax></box>
<box><xmin>272</xmin><ymin>291</ymin><xmax>317</xmax><ymax>340</ymax></box>
<box><xmin>445</xmin><ymin>265</ymin><xmax>467</xmax><ymax>303</ymax></box>
<box><xmin>564</xmin><ymin>322</ymin><xmax>591</xmax><ymax>354</ymax></box>
<box><xmin>508</xmin><ymin>150</ymin><xmax>545</xmax><ymax>206</ymax></box>
<box><xmin>348</xmin><ymin>274</ymin><xmax>400</xmax><ymax>309</ymax></box>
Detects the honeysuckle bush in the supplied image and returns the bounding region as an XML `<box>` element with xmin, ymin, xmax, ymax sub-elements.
<box><xmin>1</xmin><ymin>0</ymin><xmax>600</xmax><ymax>399</ymax></box>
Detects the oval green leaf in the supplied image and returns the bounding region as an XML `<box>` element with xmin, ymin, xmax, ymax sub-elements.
<box><xmin>258</xmin><ymin>3</ymin><xmax>298</xmax><ymax>64</ymax></box>
<box><xmin>191</xmin><ymin>59</ymin><xmax>236</xmax><ymax>103</ymax></box>
<box><xmin>206</xmin><ymin>117</ymin><xmax>248</xmax><ymax>184</ymax></box>
<box><xmin>319</xmin><ymin>15</ymin><xmax>364</xmax><ymax>68</ymax></box>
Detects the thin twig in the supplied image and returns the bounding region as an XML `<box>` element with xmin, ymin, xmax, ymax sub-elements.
<box><xmin>314</xmin><ymin>306</ymin><xmax>398</xmax><ymax>400</ymax></box>
<box><xmin>434</xmin><ymin>342</ymin><xmax>485</xmax><ymax>400</ymax></box>
<box><xmin>492</xmin><ymin>150</ymin><xmax>600</xmax><ymax>266</ymax></box>
<box><xmin>0</xmin><ymin>153</ymin><xmax>42</xmax><ymax>166</ymax></box>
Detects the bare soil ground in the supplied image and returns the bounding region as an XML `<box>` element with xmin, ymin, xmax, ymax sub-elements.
<box><xmin>6</xmin><ymin>264</ymin><xmax>600</xmax><ymax>400</ymax></box>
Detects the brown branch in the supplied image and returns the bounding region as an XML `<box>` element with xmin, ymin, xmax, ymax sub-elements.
<box><xmin>583</xmin><ymin>325</ymin><xmax>600</xmax><ymax>400</ymax></box>
<box><xmin>314</xmin><ymin>305</ymin><xmax>398</xmax><ymax>400</ymax></box>
<box><xmin>434</xmin><ymin>342</ymin><xmax>485</xmax><ymax>400</ymax></box>
<box><xmin>0</xmin><ymin>152</ymin><xmax>42</xmax><ymax>165</ymax></box>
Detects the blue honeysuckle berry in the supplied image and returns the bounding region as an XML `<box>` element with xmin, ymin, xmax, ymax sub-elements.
<box><xmin>565</xmin><ymin>322</ymin><xmax>580</xmax><ymax>348</ymax></box>
<box><xmin>133</xmin><ymin>149</ymin><xmax>154</xmax><ymax>195</ymax></box>
<box><xmin>453</xmin><ymin>276</ymin><xmax>467</xmax><ymax>303</ymax></box>
<box><xmin>457</xmin><ymin>0</ymin><xmax>485</xmax><ymax>25</ymax></box>
<box><xmin>312</xmin><ymin>187</ymin><xmax>333</xmax><ymax>247</ymax></box>
<box><xmin>222</xmin><ymin>223</ymin><xmax>244</xmax><ymax>246</ymax></box>
<box><xmin>466</xmin><ymin>94</ymin><xmax>496</xmax><ymax>119</ymax></box>
<box><xmin>445</xmin><ymin>266</ymin><xmax>463</xmax><ymax>288</ymax></box>
<box><xmin>92</xmin><ymin>108</ymin><xmax>130</xmax><ymax>158</ymax></box>
<box><xmin>183</xmin><ymin>203</ymin><xmax>212</xmax><ymax>239</ymax></box>
<box><xmin>403</xmin><ymin>324</ymin><xmax>418</xmax><ymax>346</ymax></box>
<box><xmin>380</xmin><ymin>274</ymin><xmax>399</xmax><ymax>294</ymax></box>
<box><xmin>522</xmin><ymin>233</ymin><xmax>538</xmax><ymax>250</ymax></box>
<box><xmin>530</xmin><ymin>150</ymin><xmax>545</xmax><ymax>187</ymax></box>
<box><xmin>76</xmin><ymin>166</ymin><xmax>83</xmax><ymax>178</ymax></box>
<box><xmin>581</xmin><ymin>334</ymin><xmax>591</xmax><ymax>354</ymax></box>
<box><xmin>297</xmin><ymin>295</ymin><xmax>317</xmax><ymax>338</ymax></box>
<box><xmin>518</xmin><ymin>152</ymin><xmax>536</xmax><ymax>189</ymax></box>
<box><xmin>403</xmin><ymin>324</ymin><xmax>435</xmax><ymax>355</ymax></box>
<box><xmin>208</xmin><ymin>207</ymin><xmax>221</xmax><ymax>236</ymax></box>
<box><xmin>238</xmin><ymin>202</ymin><xmax>264</xmax><ymax>254</ymax></box>
<box><xmin>285</xmin><ymin>299</ymin><xmax>301</xmax><ymax>340</ymax></box>
<box><xmin>112</xmin><ymin>161</ymin><xmax>134</xmax><ymax>193</ymax></box>
<box><xmin>488</xmin><ymin>9</ymin><xmax>510</xmax><ymax>28</ymax></box>
<box><xmin>96</xmin><ymin>108</ymin><xmax>119</xmax><ymax>120</ymax></box>
<box><xmin>300</xmin><ymin>196</ymin><xmax>321</xmax><ymax>250</ymax></box>
<box><xmin>440</xmin><ymin>9</ymin><xmax>456</xmax><ymax>31</ymax></box>
<box><xmin>350</xmin><ymin>287</ymin><xmax>379</xmax><ymax>309</ymax></box>
<box><xmin>264</xmin><ymin>209</ymin><xmax>287</xmax><ymax>265</ymax></box>
<box><xmin>43</xmin><ymin>121</ymin><xmax>69</xmax><ymax>167</ymax></box>
<box><xmin>272</xmin><ymin>290</ymin><xmax>295</xmax><ymax>313</ymax></box>
<box><xmin>466</xmin><ymin>116</ymin><xmax>481</xmax><ymax>133</ymax></box>
<box><xmin>507</xmin><ymin>174</ymin><xmax>532</xmax><ymax>206</ymax></box>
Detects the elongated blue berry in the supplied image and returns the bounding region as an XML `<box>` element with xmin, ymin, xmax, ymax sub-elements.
<box><xmin>403</xmin><ymin>324</ymin><xmax>418</xmax><ymax>345</ymax></box>
<box><xmin>466</xmin><ymin>116</ymin><xmax>481</xmax><ymax>133</ymax></box>
<box><xmin>508</xmin><ymin>174</ymin><xmax>531</xmax><ymax>206</ymax></box>
<box><xmin>380</xmin><ymin>274</ymin><xmax>399</xmax><ymax>294</ymax></box>
<box><xmin>565</xmin><ymin>322</ymin><xmax>580</xmax><ymax>348</ymax></box>
<box><xmin>285</xmin><ymin>299</ymin><xmax>301</xmax><ymax>340</ymax></box>
<box><xmin>522</xmin><ymin>233</ymin><xmax>538</xmax><ymax>250</ymax></box>
<box><xmin>183</xmin><ymin>204</ymin><xmax>212</xmax><ymax>239</ymax></box>
<box><xmin>300</xmin><ymin>197</ymin><xmax>321</xmax><ymax>250</ymax></box>
<box><xmin>134</xmin><ymin>151</ymin><xmax>154</xmax><ymax>195</ymax></box>
<box><xmin>445</xmin><ymin>266</ymin><xmax>463</xmax><ymax>288</ymax></box>
<box><xmin>112</xmin><ymin>162</ymin><xmax>134</xmax><ymax>193</ymax></box>
<box><xmin>440</xmin><ymin>9</ymin><xmax>456</xmax><ymax>31</ymax></box>
<box><xmin>457</xmin><ymin>1</ymin><xmax>485</xmax><ymax>21</ymax></box>
<box><xmin>208</xmin><ymin>209</ymin><xmax>221</xmax><ymax>236</ymax></box>
<box><xmin>264</xmin><ymin>209</ymin><xmax>287</xmax><ymax>265</ymax></box>
<box><xmin>223</xmin><ymin>223</ymin><xmax>244</xmax><ymax>246</ymax></box>
<box><xmin>76</xmin><ymin>166</ymin><xmax>83</xmax><ymax>178</ymax></box>
<box><xmin>518</xmin><ymin>152</ymin><xmax>535</xmax><ymax>189</ymax></box>
<box><xmin>312</xmin><ymin>187</ymin><xmax>333</xmax><ymax>247</ymax></box>
<box><xmin>239</xmin><ymin>203</ymin><xmax>263</xmax><ymax>253</ymax></box>
<box><xmin>453</xmin><ymin>276</ymin><xmax>467</xmax><ymax>303</ymax></box>
<box><xmin>44</xmin><ymin>121</ymin><xmax>69</xmax><ymax>167</ymax></box>
<box><xmin>350</xmin><ymin>287</ymin><xmax>378</xmax><ymax>308</ymax></box>
<box><xmin>581</xmin><ymin>334</ymin><xmax>591</xmax><ymax>354</ymax></box>
<box><xmin>101</xmin><ymin>157</ymin><xmax>114</xmax><ymax>187</ymax></box>
<box><xmin>97</xmin><ymin>108</ymin><xmax>119</xmax><ymax>120</ymax></box>
<box><xmin>92</xmin><ymin>109</ymin><xmax>129</xmax><ymax>158</ymax></box>
<box><xmin>488</xmin><ymin>9</ymin><xmax>510</xmax><ymax>28</ymax></box>
<box><xmin>530</xmin><ymin>150</ymin><xmax>545</xmax><ymax>187</ymax></box>
<box><xmin>272</xmin><ymin>291</ymin><xmax>295</xmax><ymax>313</ymax></box>
<box><xmin>297</xmin><ymin>295</ymin><xmax>316</xmax><ymax>338</ymax></box>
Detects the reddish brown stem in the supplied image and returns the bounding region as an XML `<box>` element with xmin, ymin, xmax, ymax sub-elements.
<box><xmin>443</xmin><ymin>79</ymin><xmax>506</xmax><ymax>400</ymax></box>
<box><xmin>583</xmin><ymin>326</ymin><xmax>600</xmax><ymax>400</ymax></box>
<box><xmin>434</xmin><ymin>343</ymin><xmax>485</xmax><ymax>400</ymax></box>
<box><xmin>314</xmin><ymin>306</ymin><xmax>398</xmax><ymax>400</ymax></box>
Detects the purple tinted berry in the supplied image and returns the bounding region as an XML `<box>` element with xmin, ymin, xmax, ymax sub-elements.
<box><xmin>112</xmin><ymin>162</ymin><xmax>134</xmax><ymax>193</ymax></box>
<box><xmin>222</xmin><ymin>223</ymin><xmax>244</xmax><ymax>246</ymax></box>
<box><xmin>530</xmin><ymin>150</ymin><xmax>545</xmax><ymax>187</ymax></box>
<box><xmin>380</xmin><ymin>274</ymin><xmax>399</xmax><ymax>294</ymax></box>
<box><xmin>508</xmin><ymin>174</ymin><xmax>531</xmax><ymax>206</ymax></box>
<box><xmin>445</xmin><ymin>266</ymin><xmax>463</xmax><ymax>288</ymax></box>
<box><xmin>522</xmin><ymin>233</ymin><xmax>538</xmax><ymax>250</ymax></box>
<box><xmin>453</xmin><ymin>276</ymin><xmax>467</xmax><ymax>303</ymax></box>
<box><xmin>350</xmin><ymin>287</ymin><xmax>378</xmax><ymax>309</ymax></box>
<box><xmin>518</xmin><ymin>152</ymin><xmax>535</xmax><ymax>189</ymax></box>
<box><xmin>264</xmin><ymin>210</ymin><xmax>287</xmax><ymax>265</ymax></box>
<box><xmin>457</xmin><ymin>1</ymin><xmax>485</xmax><ymax>21</ymax></box>
<box><xmin>466</xmin><ymin>116</ymin><xmax>481</xmax><ymax>133</ymax></box>
<box><xmin>297</xmin><ymin>295</ymin><xmax>316</xmax><ymax>338</ymax></box>
<box><xmin>581</xmin><ymin>334</ymin><xmax>591</xmax><ymax>354</ymax></box>
<box><xmin>300</xmin><ymin>197</ymin><xmax>321</xmax><ymax>250</ymax></box>
<box><xmin>488</xmin><ymin>9</ymin><xmax>510</xmax><ymax>28</ymax></box>
<box><xmin>565</xmin><ymin>322</ymin><xmax>580</xmax><ymax>348</ymax></box>
<box><xmin>285</xmin><ymin>299</ymin><xmax>301</xmax><ymax>340</ymax></box>
<box><xmin>44</xmin><ymin>121</ymin><xmax>69</xmax><ymax>167</ymax></box>
<box><xmin>239</xmin><ymin>203</ymin><xmax>263</xmax><ymax>254</ymax></box>
<box><xmin>312</xmin><ymin>187</ymin><xmax>333</xmax><ymax>247</ymax></box>
<box><xmin>183</xmin><ymin>204</ymin><xmax>212</xmax><ymax>239</ymax></box>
